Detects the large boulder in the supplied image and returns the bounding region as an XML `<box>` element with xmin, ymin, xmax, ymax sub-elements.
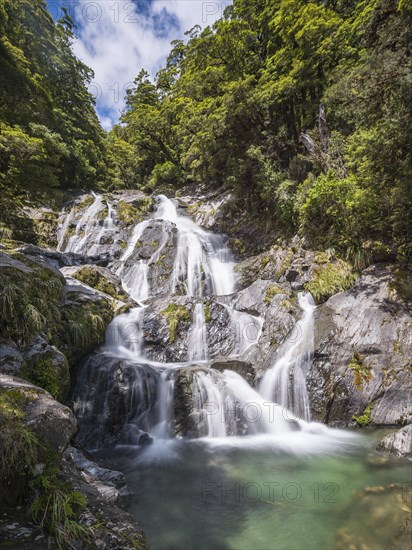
<box><xmin>72</xmin><ymin>354</ymin><xmax>159</xmax><ymax>449</ymax></box>
<box><xmin>306</xmin><ymin>265</ymin><xmax>412</xmax><ymax>427</ymax></box>
<box><xmin>0</xmin><ymin>374</ymin><xmax>76</xmax><ymax>454</ymax></box>
<box><xmin>376</xmin><ymin>425</ymin><xmax>412</xmax><ymax>458</ymax></box>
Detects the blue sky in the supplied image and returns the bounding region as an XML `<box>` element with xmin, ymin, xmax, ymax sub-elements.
<box><xmin>46</xmin><ymin>0</ymin><xmax>230</xmax><ymax>129</ymax></box>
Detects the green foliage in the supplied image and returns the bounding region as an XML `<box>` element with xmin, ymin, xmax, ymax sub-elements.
<box><xmin>31</xmin><ymin>464</ymin><xmax>92</xmax><ymax>549</ymax></box>
<box><xmin>114</xmin><ymin>0</ymin><xmax>411</xmax><ymax>261</ymax></box>
<box><xmin>161</xmin><ymin>304</ymin><xmax>191</xmax><ymax>343</ymax></box>
<box><xmin>0</xmin><ymin>261</ymin><xmax>65</xmax><ymax>343</ymax></box>
<box><xmin>0</xmin><ymin>0</ymin><xmax>107</xmax><ymax>229</ymax></box>
<box><xmin>0</xmin><ymin>388</ymin><xmax>40</xmax><ymax>504</ymax></box>
<box><xmin>352</xmin><ymin>403</ymin><xmax>374</xmax><ymax>426</ymax></box>
<box><xmin>305</xmin><ymin>258</ymin><xmax>358</xmax><ymax>302</ymax></box>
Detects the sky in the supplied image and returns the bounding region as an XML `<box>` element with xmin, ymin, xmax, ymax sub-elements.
<box><xmin>46</xmin><ymin>0</ymin><xmax>231</xmax><ymax>129</ymax></box>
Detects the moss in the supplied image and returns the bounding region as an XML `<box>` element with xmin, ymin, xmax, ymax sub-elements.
<box><xmin>204</xmin><ymin>302</ymin><xmax>212</xmax><ymax>323</ymax></box>
<box><xmin>349</xmin><ymin>353</ymin><xmax>372</xmax><ymax>390</ymax></box>
<box><xmin>121</xmin><ymin>241</ymin><xmax>127</xmax><ymax>249</ymax></box>
<box><xmin>304</xmin><ymin>259</ymin><xmax>358</xmax><ymax>302</ymax></box>
<box><xmin>161</xmin><ymin>303</ymin><xmax>191</xmax><ymax>343</ymax></box>
<box><xmin>261</xmin><ymin>256</ymin><xmax>270</xmax><ymax>268</ymax></box>
<box><xmin>264</xmin><ymin>284</ymin><xmax>285</xmax><ymax>305</ymax></box>
<box><xmin>117</xmin><ymin>198</ymin><xmax>153</xmax><ymax>226</ymax></box>
<box><xmin>78</xmin><ymin>195</ymin><xmax>95</xmax><ymax>209</ymax></box>
<box><xmin>21</xmin><ymin>359</ymin><xmax>61</xmax><ymax>400</ymax></box>
<box><xmin>280</xmin><ymin>299</ymin><xmax>293</xmax><ymax>310</ymax></box>
<box><xmin>352</xmin><ymin>403</ymin><xmax>374</xmax><ymax>426</ymax></box>
<box><xmin>72</xmin><ymin>266</ymin><xmax>127</xmax><ymax>301</ymax></box>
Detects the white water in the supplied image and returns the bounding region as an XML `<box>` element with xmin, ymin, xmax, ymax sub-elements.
<box><xmin>66</xmin><ymin>193</ymin><xmax>352</xmax><ymax>449</ymax></box>
<box><xmin>259</xmin><ymin>293</ymin><xmax>316</xmax><ymax>421</ymax></box>
<box><xmin>188</xmin><ymin>303</ymin><xmax>208</xmax><ymax>361</ymax></box>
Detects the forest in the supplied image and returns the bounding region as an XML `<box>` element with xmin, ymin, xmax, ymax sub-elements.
<box><xmin>1</xmin><ymin>0</ymin><xmax>411</xmax><ymax>268</ymax></box>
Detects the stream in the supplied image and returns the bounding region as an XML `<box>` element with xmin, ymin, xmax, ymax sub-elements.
<box><xmin>58</xmin><ymin>193</ymin><xmax>411</xmax><ymax>549</ymax></box>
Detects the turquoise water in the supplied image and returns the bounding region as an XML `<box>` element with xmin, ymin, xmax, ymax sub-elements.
<box><xmin>101</xmin><ymin>430</ymin><xmax>411</xmax><ymax>550</ymax></box>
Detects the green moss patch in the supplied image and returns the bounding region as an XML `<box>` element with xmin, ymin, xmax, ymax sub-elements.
<box><xmin>117</xmin><ymin>198</ymin><xmax>153</xmax><ymax>226</ymax></box>
<box><xmin>72</xmin><ymin>266</ymin><xmax>128</xmax><ymax>301</ymax></box>
<box><xmin>352</xmin><ymin>403</ymin><xmax>374</xmax><ymax>426</ymax></box>
<box><xmin>305</xmin><ymin>259</ymin><xmax>358</xmax><ymax>302</ymax></box>
<box><xmin>264</xmin><ymin>284</ymin><xmax>286</xmax><ymax>305</ymax></box>
<box><xmin>161</xmin><ymin>304</ymin><xmax>191</xmax><ymax>343</ymax></box>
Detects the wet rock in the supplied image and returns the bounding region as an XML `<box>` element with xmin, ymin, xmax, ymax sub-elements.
<box><xmin>0</xmin><ymin>375</ymin><xmax>76</xmax><ymax>453</ymax></box>
<box><xmin>61</xmin><ymin>447</ymin><xmax>148</xmax><ymax>549</ymax></box>
<box><xmin>65</xmin><ymin>447</ymin><xmax>132</xmax><ymax>508</ymax></box>
<box><xmin>73</xmin><ymin>354</ymin><xmax>158</xmax><ymax>449</ymax></box>
<box><xmin>62</xmin><ymin>264</ymin><xmax>131</xmax><ymax>303</ymax></box>
<box><xmin>16</xmin><ymin>243</ymin><xmax>91</xmax><ymax>270</ymax></box>
<box><xmin>306</xmin><ymin>265</ymin><xmax>412</xmax><ymax>427</ymax></box>
<box><xmin>376</xmin><ymin>425</ymin><xmax>412</xmax><ymax>458</ymax></box>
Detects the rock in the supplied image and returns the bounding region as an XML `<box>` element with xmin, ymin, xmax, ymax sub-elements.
<box><xmin>306</xmin><ymin>265</ymin><xmax>412</xmax><ymax>427</ymax></box>
<box><xmin>376</xmin><ymin>425</ymin><xmax>412</xmax><ymax>458</ymax></box>
<box><xmin>61</xmin><ymin>264</ymin><xmax>131</xmax><ymax>303</ymax></box>
<box><xmin>0</xmin><ymin>343</ymin><xmax>25</xmax><ymax>376</ymax></box>
<box><xmin>73</xmin><ymin>354</ymin><xmax>159</xmax><ymax>449</ymax></box>
<box><xmin>57</xmin><ymin>280</ymin><xmax>115</xmax><ymax>364</ymax></box>
<box><xmin>0</xmin><ymin>375</ymin><xmax>77</xmax><ymax>454</ymax></box>
<box><xmin>118</xmin><ymin>219</ymin><xmax>178</xmax><ymax>298</ymax></box>
<box><xmin>16</xmin><ymin>243</ymin><xmax>92</xmax><ymax>269</ymax></box>
<box><xmin>22</xmin><ymin>335</ymin><xmax>71</xmax><ymax>400</ymax></box>
<box><xmin>61</xmin><ymin>447</ymin><xmax>148</xmax><ymax>549</ymax></box>
<box><xmin>65</xmin><ymin>447</ymin><xmax>132</xmax><ymax>508</ymax></box>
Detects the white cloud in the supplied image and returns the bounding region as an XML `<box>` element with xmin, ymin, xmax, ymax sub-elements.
<box><xmin>70</xmin><ymin>0</ymin><xmax>230</xmax><ymax>128</ymax></box>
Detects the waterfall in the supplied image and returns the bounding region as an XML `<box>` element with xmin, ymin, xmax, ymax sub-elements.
<box><xmin>68</xmin><ymin>192</ymin><xmax>321</xmax><ymax>449</ymax></box>
<box><xmin>188</xmin><ymin>303</ymin><xmax>208</xmax><ymax>361</ymax></box>
<box><xmin>259</xmin><ymin>292</ymin><xmax>316</xmax><ymax>421</ymax></box>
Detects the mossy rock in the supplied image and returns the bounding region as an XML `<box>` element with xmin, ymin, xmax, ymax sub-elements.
<box><xmin>117</xmin><ymin>198</ymin><xmax>153</xmax><ymax>226</ymax></box>
<box><xmin>71</xmin><ymin>265</ymin><xmax>129</xmax><ymax>301</ymax></box>
<box><xmin>161</xmin><ymin>303</ymin><xmax>191</xmax><ymax>343</ymax></box>
<box><xmin>305</xmin><ymin>258</ymin><xmax>358</xmax><ymax>303</ymax></box>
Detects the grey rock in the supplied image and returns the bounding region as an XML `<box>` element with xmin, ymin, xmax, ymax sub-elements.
<box><xmin>0</xmin><ymin>375</ymin><xmax>77</xmax><ymax>454</ymax></box>
<box><xmin>66</xmin><ymin>447</ymin><xmax>132</xmax><ymax>508</ymax></box>
<box><xmin>376</xmin><ymin>425</ymin><xmax>412</xmax><ymax>458</ymax></box>
<box><xmin>306</xmin><ymin>265</ymin><xmax>412</xmax><ymax>427</ymax></box>
<box><xmin>0</xmin><ymin>343</ymin><xmax>25</xmax><ymax>375</ymax></box>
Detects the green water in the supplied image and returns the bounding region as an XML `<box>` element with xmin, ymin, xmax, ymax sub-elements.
<box><xmin>103</xmin><ymin>431</ymin><xmax>411</xmax><ymax>550</ymax></box>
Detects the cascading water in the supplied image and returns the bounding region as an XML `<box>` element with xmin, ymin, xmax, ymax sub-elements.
<box><xmin>259</xmin><ymin>292</ymin><xmax>316</xmax><ymax>421</ymax></box>
<box><xmin>65</xmin><ymin>192</ymin><xmax>339</xmax><ymax>448</ymax></box>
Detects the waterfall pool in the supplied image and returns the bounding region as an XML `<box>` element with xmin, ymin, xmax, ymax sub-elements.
<box><xmin>97</xmin><ymin>432</ymin><xmax>411</xmax><ymax>550</ymax></box>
